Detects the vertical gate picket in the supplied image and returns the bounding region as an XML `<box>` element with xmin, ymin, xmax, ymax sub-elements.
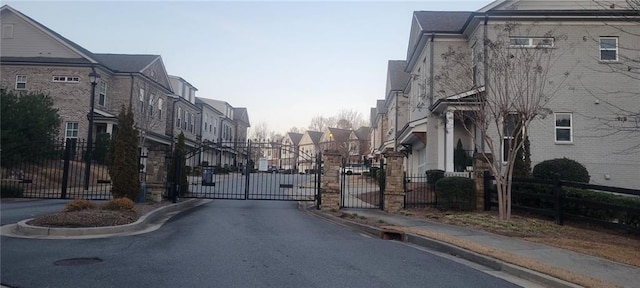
<box><xmin>60</xmin><ymin>139</ymin><xmax>73</xmax><ymax>199</ymax></box>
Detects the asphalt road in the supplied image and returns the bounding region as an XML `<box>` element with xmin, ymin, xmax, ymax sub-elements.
<box><xmin>1</xmin><ymin>199</ymin><xmax>523</xmax><ymax>288</ymax></box>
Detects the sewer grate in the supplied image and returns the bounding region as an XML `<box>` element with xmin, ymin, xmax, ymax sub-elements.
<box><xmin>54</xmin><ymin>257</ymin><xmax>103</xmax><ymax>266</ymax></box>
<box><xmin>381</xmin><ymin>231</ymin><xmax>404</xmax><ymax>241</ymax></box>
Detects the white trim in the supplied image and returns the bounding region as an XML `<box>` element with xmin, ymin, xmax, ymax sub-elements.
<box><xmin>599</xmin><ymin>37</ymin><xmax>618</xmax><ymax>61</ymax></box>
<box><xmin>15</xmin><ymin>75</ymin><xmax>26</xmax><ymax>90</ymax></box>
<box><xmin>554</xmin><ymin>113</ymin><xmax>573</xmax><ymax>143</ymax></box>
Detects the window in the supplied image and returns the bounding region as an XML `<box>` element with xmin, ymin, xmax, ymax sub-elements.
<box><xmin>2</xmin><ymin>24</ymin><xmax>14</xmax><ymax>39</ymax></box>
<box><xmin>148</xmin><ymin>96</ymin><xmax>154</xmax><ymax>117</ymax></box>
<box><xmin>183</xmin><ymin>111</ymin><xmax>187</xmax><ymax>129</ymax></box>
<box><xmin>509</xmin><ymin>37</ymin><xmax>554</xmax><ymax>48</ymax></box>
<box><xmin>65</xmin><ymin>122</ymin><xmax>79</xmax><ymax>142</ymax></box>
<box><xmin>599</xmin><ymin>37</ymin><xmax>618</xmax><ymax>61</ymax></box>
<box><xmin>204</xmin><ymin>115</ymin><xmax>208</xmax><ymax>132</ymax></box>
<box><xmin>555</xmin><ymin>113</ymin><xmax>572</xmax><ymax>143</ymax></box>
<box><xmin>139</xmin><ymin>88</ymin><xmax>145</xmax><ymax>113</ymax></box>
<box><xmin>157</xmin><ymin>98</ymin><xmax>163</xmax><ymax>120</ymax></box>
<box><xmin>190</xmin><ymin>114</ymin><xmax>195</xmax><ymax>133</ymax></box>
<box><xmin>176</xmin><ymin>107</ymin><xmax>181</xmax><ymax>128</ymax></box>
<box><xmin>53</xmin><ymin>76</ymin><xmax>80</xmax><ymax>83</ymax></box>
<box><xmin>15</xmin><ymin>75</ymin><xmax>26</xmax><ymax>90</ymax></box>
<box><xmin>98</xmin><ymin>81</ymin><xmax>107</xmax><ymax>106</ymax></box>
<box><xmin>502</xmin><ymin>113</ymin><xmax>520</xmax><ymax>162</ymax></box>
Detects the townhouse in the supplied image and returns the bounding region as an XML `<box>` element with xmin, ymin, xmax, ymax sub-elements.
<box><xmin>1</xmin><ymin>5</ymin><xmax>250</xmax><ymax>173</ymax></box>
<box><xmin>373</xmin><ymin>0</ymin><xmax>640</xmax><ymax>188</ymax></box>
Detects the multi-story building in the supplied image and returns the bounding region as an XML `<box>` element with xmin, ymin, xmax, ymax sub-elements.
<box><xmin>281</xmin><ymin>132</ymin><xmax>303</xmax><ymax>170</ymax></box>
<box><xmin>386</xmin><ymin>0</ymin><xmax>639</xmax><ymax>188</ymax></box>
<box><xmin>298</xmin><ymin>131</ymin><xmax>323</xmax><ymax>173</ymax></box>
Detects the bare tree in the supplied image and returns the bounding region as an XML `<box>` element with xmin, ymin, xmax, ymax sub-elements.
<box><xmin>336</xmin><ymin>109</ymin><xmax>366</xmax><ymax>129</ymax></box>
<box><xmin>583</xmin><ymin>1</ymin><xmax>640</xmax><ymax>153</ymax></box>
<box><xmin>250</xmin><ymin>121</ymin><xmax>270</xmax><ymax>142</ymax></box>
<box><xmin>308</xmin><ymin>115</ymin><xmax>336</xmax><ymax>132</ymax></box>
<box><xmin>436</xmin><ymin>23</ymin><xmax>570</xmax><ymax>220</ymax></box>
<box><xmin>288</xmin><ymin>126</ymin><xmax>305</xmax><ymax>133</ymax></box>
<box><xmin>135</xmin><ymin>81</ymin><xmax>166</xmax><ymax>150</ymax></box>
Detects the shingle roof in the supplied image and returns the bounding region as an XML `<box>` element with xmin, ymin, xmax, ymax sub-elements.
<box><xmin>306</xmin><ymin>131</ymin><xmax>323</xmax><ymax>145</ymax></box>
<box><xmin>327</xmin><ymin>127</ymin><xmax>352</xmax><ymax>142</ymax></box>
<box><xmin>354</xmin><ymin>127</ymin><xmax>370</xmax><ymax>141</ymax></box>
<box><xmin>387</xmin><ymin>60</ymin><xmax>410</xmax><ymax>93</ymax></box>
<box><xmin>233</xmin><ymin>107</ymin><xmax>250</xmax><ymax>126</ymax></box>
<box><xmin>92</xmin><ymin>54</ymin><xmax>160</xmax><ymax>73</ymax></box>
<box><xmin>413</xmin><ymin>11</ymin><xmax>473</xmax><ymax>33</ymax></box>
<box><xmin>287</xmin><ymin>132</ymin><xmax>303</xmax><ymax>145</ymax></box>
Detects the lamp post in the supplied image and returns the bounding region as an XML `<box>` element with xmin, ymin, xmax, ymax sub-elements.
<box><xmin>84</xmin><ymin>67</ymin><xmax>101</xmax><ymax>190</ymax></box>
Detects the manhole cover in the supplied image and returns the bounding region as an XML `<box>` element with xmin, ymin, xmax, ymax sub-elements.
<box><xmin>54</xmin><ymin>257</ymin><xmax>103</xmax><ymax>266</ymax></box>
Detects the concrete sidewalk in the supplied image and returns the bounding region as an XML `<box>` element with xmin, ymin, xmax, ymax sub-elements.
<box><xmin>305</xmin><ymin>206</ymin><xmax>640</xmax><ymax>288</ymax></box>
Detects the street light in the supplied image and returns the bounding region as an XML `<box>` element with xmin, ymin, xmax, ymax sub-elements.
<box><xmin>84</xmin><ymin>67</ymin><xmax>101</xmax><ymax>190</ymax></box>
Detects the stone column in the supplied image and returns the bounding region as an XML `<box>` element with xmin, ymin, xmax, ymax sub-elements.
<box><xmin>473</xmin><ymin>153</ymin><xmax>493</xmax><ymax>210</ymax></box>
<box><xmin>383</xmin><ymin>152</ymin><xmax>405</xmax><ymax>213</ymax></box>
<box><xmin>320</xmin><ymin>150</ymin><xmax>341</xmax><ymax>211</ymax></box>
<box><xmin>144</xmin><ymin>145</ymin><xmax>169</xmax><ymax>203</ymax></box>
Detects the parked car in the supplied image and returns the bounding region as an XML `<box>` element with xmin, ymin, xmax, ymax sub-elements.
<box><xmin>342</xmin><ymin>164</ymin><xmax>368</xmax><ymax>175</ymax></box>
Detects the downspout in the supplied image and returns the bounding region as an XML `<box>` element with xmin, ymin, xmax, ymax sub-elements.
<box><xmin>429</xmin><ymin>33</ymin><xmax>435</xmax><ymax>107</ymax></box>
<box><xmin>394</xmin><ymin>91</ymin><xmax>398</xmax><ymax>151</ymax></box>
<box><xmin>128</xmin><ymin>73</ymin><xmax>135</xmax><ymax>108</ymax></box>
<box><xmin>482</xmin><ymin>14</ymin><xmax>489</xmax><ymax>152</ymax></box>
<box><xmin>170</xmin><ymin>98</ymin><xmax>177</xmax><ymax>152</ymax></box>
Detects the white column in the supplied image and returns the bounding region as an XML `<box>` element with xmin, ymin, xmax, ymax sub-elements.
<box><xmin>445</xmin><ymin>111</ymin><xmax>454</xmax><ymax>172</ymax></box>
<box><xmin>106</xmin><ymin>123</ymin><xmax>113</xmax><ymax>135</ymax></box>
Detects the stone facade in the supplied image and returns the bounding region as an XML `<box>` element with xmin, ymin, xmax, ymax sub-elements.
<box><xmin>473</xmin><ymin>153</ymin><xmax>493</xmax><ymax>211</ymax></box>
<box><xmin>319</xmin><ymin>150</ymin><xmax>341</xmax><ymax>211</ymax></box>
<box><xmin>382</xmin><ymin>152</ymin><xmax>405</xmax><ymax>213</ymax></box>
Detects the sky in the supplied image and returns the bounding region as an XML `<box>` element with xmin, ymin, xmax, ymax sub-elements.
<box><xmin>4</xmin><ymin>0</ymin><xmax>490</xmax><ymax>135</ymax></box>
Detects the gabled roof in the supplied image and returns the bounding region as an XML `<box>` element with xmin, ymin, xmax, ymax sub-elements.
<box><xmin>406</xmin><ymin>11</ymin><xmax>473</xmax><ymax>72</ymax></box>
<box><xmin>93</xmin><ymin>54</ymin><xmax>161</xmax><ymax>73</ymax></box>
<box><xmin>354</xmin><ymin>127</ymin><xmax>370</xmax><ymax>141</ymax></box>
<box><xmin>0</xmin><ymin>5</ymin><xmax>97</xmax><ymax>63</ymax></box>
<box><xmin>195</xmin><ymin>97</ymin><xmax>223</xmax><ymax>115</ymax></box>
<box><xmin>286</xmin><ymin>132</ymin><xmax>303</xmax><ymax>145</ymax></box>
<box><xmin>233</xmin><ymin>107</ymin><xmax>251</xmax><ymax>127</ymax></box>
<box><xmin>386</xmin><ymin>60</ymin><xmax>410</xmax><ymax>95</ymax></box>
<box><xmin>304</xmin><ymin>131</ymin><xmax>323</xmax><ymax>145</ymax></box>
<box><xmin>327</xmin><ymin>127</ymin><xmax>352</xmax><ymax>142</ymax></box>
<box><xmin>376</xmin><ymin>100</ymin><xmax>387</xmax><ymax>114</ymax></box>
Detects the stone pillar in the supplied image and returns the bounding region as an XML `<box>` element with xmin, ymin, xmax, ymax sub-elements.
<box><xmin>320</xmin><ymin>150</ymin><xmax>341</xmax><ymax>211</ymax></box>
<box><xmin>144</xmin><ymin>145</ymin><xmax>169</xmax><ymax>203</ymax></box>
<box><xmin>473</xmin><ymin>153</ymin><xmax>493</xmax><ymax>210</ymax></box>
<box><xmin>383</xmin><ymin>152</ymin><xmax>405</xmax><ymax>213</ymax></box>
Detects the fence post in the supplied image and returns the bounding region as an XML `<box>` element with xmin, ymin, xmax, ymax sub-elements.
<box><xmin>553</xmin><ymin>174</ymin><xmax>564</xmax><ymax>225</ymax></box>
<box><xmin>172</xmin><ymin>152</ymin><xmax>181</xmax><ymax>203</ymax></box>
<box><xmin>60</xmin><ymin>139</ymin><xmax>73</xmax><ymax>199</ymax></box>
<box><xmin>483</xmin><ymin>171</ymin><xmax>491</xmax><ymax>211</ymax></box>
<box><xmin>316</xmin><ymin>153</ymin><xmax>322</xmax><ymax>210</ymax></box>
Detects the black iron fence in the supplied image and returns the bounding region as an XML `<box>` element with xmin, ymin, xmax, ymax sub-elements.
<box><xmin>1</xmin><ymin>139</ymin><xmax>144</xmax><ymax>200</ymax></box>
<box><xmin>404</xmin><ymin>173</ymin><xmax>436</xmax><ymax>208</ymax></box>
<box><xmin>340</xmin><ymin>160</ymin><xmax>384</xmax><ymax>209</ymax></box>
<box><xmin>483</xmin><ymin>172</ymin><xmax>640</xmax><ymax>234</ymax></box>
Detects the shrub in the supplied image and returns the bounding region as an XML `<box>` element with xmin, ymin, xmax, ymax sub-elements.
<box><xmin>426</xmin><ymin>169</ymin><xmax>445</xmax><ymax>184</ymax></box>
<box><xmin>65</xmin><ymin>199</ymin><xmax>97</xmax><ymax>212</ymax></box>
<box><xmin>101</xmin><ymin>197</ymin><xmax>136</xmax><ymax>211</ymax></box>
<box><xmin>533</xmin><ymin>158</ymin><xmax>590</xmax><ymax>183</ymax></box>
<box><xmin>0</xmin><ymin>184</ymin><xmax>24</xmax><ymax>198</ymax></box>
<box><xmin>435</xmin><ymin>177</ymin><xmax>476</xmax><ymax>211</ymax></box>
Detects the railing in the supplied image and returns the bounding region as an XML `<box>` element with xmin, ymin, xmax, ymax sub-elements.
<box><xmin>404</xmin><ymin>173</ymin><xmax>436</xmax><ymax>208</ymax></box>
<box><xmin>483</xmin><ymin>172</ymin><xmax>640</xmax><ymax>234</ymax></box>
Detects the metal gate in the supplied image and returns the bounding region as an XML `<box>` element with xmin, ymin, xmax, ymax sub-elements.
<box><xmin>170</xmin><ymin>141</ymin><xmax>320</xmax><ymax>203</ymax></box>
<box><xmin>339</xmin><ymin>159</ymin><xmax>384</xmax><ymax>209</ymax></box>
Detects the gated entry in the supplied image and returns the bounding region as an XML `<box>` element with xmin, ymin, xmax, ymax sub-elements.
<box><xmin>339</xmin><ymin>160</ymin><xmax>384</xmax><ymax>209</ymax></box>
<box><xmin>172</xmin><ymin>141</ymin><xmax>320</xmax><ymax>203</ymax></box>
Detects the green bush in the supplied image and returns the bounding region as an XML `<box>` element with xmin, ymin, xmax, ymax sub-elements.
<box><xmin>426</xmin><ymin>169</ymin><xmax>445</xmax><ymax>184</ymax></box>
<box><xmin>101</xmin><ymin>197</ymin><xmax>136</xmax><ymax>211</ymax></box>
<box><xmin>532</xmin><ymin>158</ymin><xmax>590</xmax><ymax>183</ymax></box>
<box><xmin>0</xmin><ymin>184</ymin><xmax>24</xmax><ymax>198</ymax></box>
<box><xmin>435</xmin><ymin>177</ymin><xmax>476</xmax><ymax>211</ymax></box>
<box><xmin>65</xmin><ymin>199</ymin><xmax>97</xmax><ymax>212</ymax></box>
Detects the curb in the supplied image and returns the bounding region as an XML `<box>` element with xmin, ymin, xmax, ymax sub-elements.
<box><xmin>13</xmin><ymin>199</ymin><xmax>209</xmax><ymax>237</ymax></box>
<box><xmin>303</xmin><ymin>206</ymin><xmax>581</xmax><ymax>288</ymax></box>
